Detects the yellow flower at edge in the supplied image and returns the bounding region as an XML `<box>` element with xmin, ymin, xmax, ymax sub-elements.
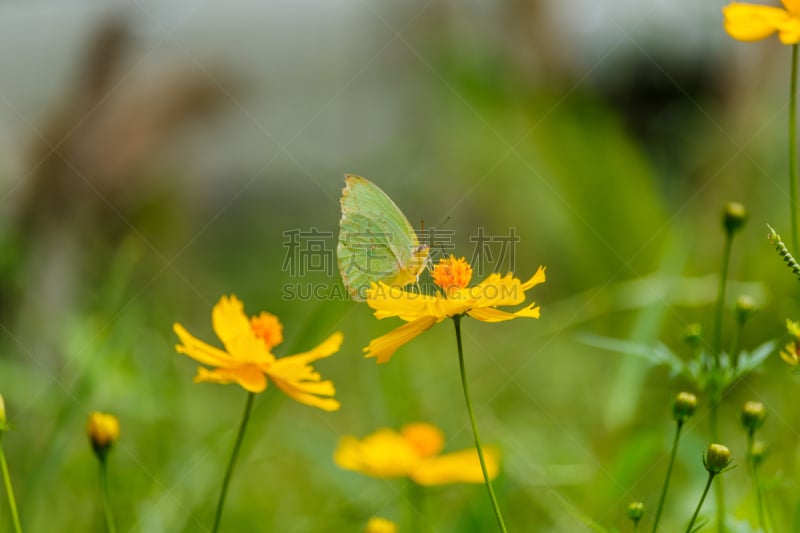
<box><xmin>365</xmin><ymin>517</ymin><xmax>398</xmax><ymax>533</ymax></box>
<box><xmin>173</xmin><ymin>295</ymin><xmax>342</xmax><ymax>411</ymax></box>
<box><xmin>364</xmin><ymin>256</ymin><xmax>545</xmax><ymax>363</ymax></box>
<box><xmin>334</xmin><ymin>422</ymin><xmax>500</xmax><ymax>486</ymax></box>
<box><xmin>780</xmin><ymin>318</ymin><xmax>800</xmax><ymax>366</ymax></box>
<box><xmin>723</xmin><ymin>1</ymin><xmax>800</xmax><ymax>44</ymax></box>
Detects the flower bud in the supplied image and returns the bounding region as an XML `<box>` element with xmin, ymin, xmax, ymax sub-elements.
<box><xmin>704</xmin><ymin>443</ymin><xmax>732</xmax><ymax>474</ymax></box>
<box><xmin>741</xmin><ymin>401</ymin><xmax>766</xmax><ymax>434</ymax></box>
<box><xmin>626</xmin><ymin>501</ymin><xmax>644</xmax><ymax>523</ymax></box>
<box><xmin>673</xmin><ymin>392</ymin><xmax>697</xmax><ymax>423</ymax></box>
<box><xmin>735</xmin><ymin>295</ymin><xmax>756</xmax><ymax>324</ymax></box>
<box><xmin>87</xmin><ymin>412</ymin><xmax>119</xmax><ymax>458</ymax></box>
<box><xmin>683</xmin><ymin>323</ymin><xmax>702</xmax><ymax>347</ymax></box>
<box><xmin>365</xmin><ymin>517</ymin><xmax>397</xmax><ymax>533</ymax></box>
<box><xmin>750</xmin><ymin>441</ymin><xmax>767</xmax><ymax>466</ymax></box>
<box><xmin>723</xmin><ymin>202</ymin><xmax>747</xmax><ymax>234</ymax></box>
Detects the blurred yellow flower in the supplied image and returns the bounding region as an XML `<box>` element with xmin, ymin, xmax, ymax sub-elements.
<box><xmin>781</xmin><ymin>318</ymin><xmax>800</xmax><ymax>365</ymax></box>
<box><xmin>174</xmin><ymin>295</ymin><xmax>342</xmax><ymax>411</ymax></box>
<box><xmin>723</xmin><ymin>1</ymin><xmax>800</xmax><ymax>43</ymax></box>
<box><xmin>87</xmin><ymin>411</ymin><xmax>120</xmax><ymax>454</ymax></box>
<box><xmin>365</xmin><ymin>517</ymin><xmax>397</xmax><ymax>533</ymax></box>
<box><xmin>364</xmin><ymin>256</ymin><xmax>545</xmax><ymax>363</ymax></box>
<box><xmin>334</xmin><ymin>422</ymin><xmax>500</xmax><ymax>485</ymax></box>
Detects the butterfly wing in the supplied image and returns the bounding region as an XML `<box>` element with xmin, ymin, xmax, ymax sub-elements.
<box><xmin>338</xmin><ymin>175</ymin><xmax>425</xmax><ymax>301</ymax></box>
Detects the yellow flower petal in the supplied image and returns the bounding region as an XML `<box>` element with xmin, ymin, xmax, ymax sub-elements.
<box><xmin>367</xmin><ymin>283</ymin><xmax>449</xmax><ymax>320</ymax></box>
<box><xmin>194</xmin><ymin>365</ymin><xmax>267</xmax><ymax>393</ymax></box>
<box><xmin>274</xmin><ymin>332</ymin><xmax>344</xmax><ymax>367</ymax></box>
<box><xmin>784</xmin><ymin>0</ymin><xmax>800</xmax><ymax>16</ymax></box>
<box><xmin>779</xmin><ymin>17</ymin><xmax>800</xmax><ymax>42</ymax></box>
<box><xmin>787</xmin><ymin>318</ymin><xmax>800</xmax><ymax>338</ymax></box>
<box><xmin>271</xmin><ymin>377</ymin><xmax>341</xmax><ymax>411</ymax></box>
<box><xmin>723</xmin><ymin>4</ymin><xmax>790</xmax><ymax>42</ymax></box>
<box><xmin>401</xmin><ymin>423</ymin><xmax>445</xmax><ymax>457</ymax></box>
<box><xmin>174</xmin><ymin>323</ymin><xmax>234</xmax><ymax>368</ymax></box>
<box><xmin>521</xmin><ymin>266</ymin><xmax>546</xmax><ymax>291</ymax></box>
<box><xmin>211</xmin><ymin>295</ymin><xmax>254</xmax><ymax>351</ymax></box>
<box><xmin>334</xmin><ymin>431</ymin><xmax>420</xmax><ymax>478</ymax></box>
<box><xmin>467</xmin><ymin>302</ymin><xmax>541</xmax><ymax>323</ymax></box>
<box><xmin>364</xmin><ymin>316</ymin><xmax>441</xmax><ymax>363</ymax></box>
<box><xmin>411</xmin><ymin>446</ymin><xmax>500</xmax><ymax>486</ymax></box>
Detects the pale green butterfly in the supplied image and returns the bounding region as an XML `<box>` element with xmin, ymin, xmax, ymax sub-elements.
<box><xmin>337</xmin><ymin>175</ymin><xmax>430</xmax><ymax>301</ymax></box>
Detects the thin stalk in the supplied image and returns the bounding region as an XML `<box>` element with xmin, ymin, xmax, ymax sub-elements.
<box><xmin>712</xmin><ymin>401</ymin><xmax>726</xmax><ymax>533</ymax></box>
<box><xmin>686</xmin><ymin>473</ymin><xmax>716</xmax><ymax>533</ymax></box>
<box><xmin>0</xmin><ymin>439</ymin><xmax>22</xmax><ymax>533</ymax></box>
<box><xmin>452</xmin><ymin>316</ymin><xmax>507</xmax><ymax>533</ymax></box>
<box><xmin>99</xmin><ymin>458</ymin><xmax>116</xmax><ymax>533</ymax></box>
<box><xmin>748</xmin><ymin>433</ymin><xmax>767</xmax><ymax>533</ymax></box>
<box><xmin>730</xmin><ymin>320</ymin><xmax>744</xmax><ymax>369</ymax></box>
<box><xmin>408</xmin><ymin>481</ymin><xmax>424</xmax><ymax>532</ymax></box>
<box><xmin>790</xmin><ymin>44</ymin><xmax>799</xmax><ymax>254</ymax></box>
<box><xmin>712</xmin><ymin>233</ymin><xmax>733</xmax><ymax>361</ymax></box>
<box><xmin>652</xmin><ymin>421</ymin><xmax>684</xmax><ymax>532</ymax></box>
<box><xmin>212</xmin><ymin>391</ymin><xmax>255</xmax><ymax>533</ymax></box>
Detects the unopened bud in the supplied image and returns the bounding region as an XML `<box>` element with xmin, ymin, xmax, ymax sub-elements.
<box><xmin>673</xmin><ymin>392</ymin><xmax>697</xmax><ymax>423</ymax></box>
<box><xmin>704</xmin><ymin>443</ymin><xmax>733</xmax><ymax>474</ymax></box>
<box><xmin>683</xmin><ymin>323</ymin><xmax>703</xmax><ymax>347</ymax></box>
<box><xmin>735</xmin><ymin>295</ymin><xmax>757</xmax><ymax>324</ymax></box>
<box><xmin>87</xmin><ymin>412</ymin><xmax>119</xmax><ymax>459</ymax></box>
<box><xmin>626</xmin><ymin>501</ymin><xmax>644</xmax><ymax>523</ymax></box>
<box><xmin>750</xmin><ymin>441</ymin><xmax>767</xmax><ymax>466</ymax></box>
<box><xmin>741</xmin><ymin>401</ymin><xmax>766</xmax><ymax>434</ymax></box>
<box><xmin>723</xmin><ymin>202</ymin><xmax>748</xmax><ymax>234</ymax></box>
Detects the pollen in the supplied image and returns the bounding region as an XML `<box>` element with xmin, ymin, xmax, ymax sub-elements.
<box><xmin>250</xmin><ymin>312</ymin><xmax>284</xmax><ymax>350</ymax></box>
<box><xmin>432</xmin><ymin>256</ymin><xmax>473</xmax><ymax>293</ymax></box>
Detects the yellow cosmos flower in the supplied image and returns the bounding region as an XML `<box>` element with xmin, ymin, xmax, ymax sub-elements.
<box><xmin>334</xmin><ymin>422</ymin><xmax>500</xmax><ymax>486</ymax></box>
<box><xmin>365</xmin><ymin>517</ymin><xmax>397</xmax><ymax>533</ymax></box>
<box><xmin>364</xmin><ymin>256</ymin><xmax>545</xmax><ymax>363</ymax></box>
<box><xmin>780</xmin><ymin>318</ymin><xmax>800</xmax><ymax>365</ymax></box>
<box><xmin>723</xmin><ymin>1</ymin><xmax>800</xmax><ymax>43</ymax></box>
<box><xmin>173</xmin><ymin>295</ymin><xmax>342</xmax><ymax>411</ymax></box>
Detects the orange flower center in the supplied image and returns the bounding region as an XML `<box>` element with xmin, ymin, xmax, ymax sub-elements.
<box><xmin>432</xmin><ymin>256</ymin><xmax>473</xmax><ymax>294</ymax></box>
<box><xmin>250</xmin><ymin>312</ymin><xmax>284</xmax><ymax>350</ymax></box>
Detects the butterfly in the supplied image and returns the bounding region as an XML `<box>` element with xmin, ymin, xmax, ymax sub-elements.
<box><xmin>337</xmin><ymin>175</ymin><xmax>430</xmax><ymax>301</ymax></box>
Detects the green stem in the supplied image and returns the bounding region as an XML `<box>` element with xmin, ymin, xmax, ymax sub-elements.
<box><xmin>0</xmin><ymin>438</ymin><xmax>22</xmax><ymax>533</ymax></box>
<box><xmin>212</xmin><ymin>391</ymin><xmax>255</xmax><ymax>533</ymax></box>
<box><xmin>408</xmin><ymin>481</ymin><xmax>425</xmax><ymax>532</ymax></box>
<box><xmin>730</xmin><ymin>320</ymin><xmax>744</xmax><ymax>369</ymax></box>
<box><xmin>712</xmin><ymin>233</ymin><xmax>733</xmax><ymax>362</ymax></box>
<box><xmin>686</xmin><ymin>472</ymin><xmax>716</xmax><ymax>533</ymax></box>
<box><xmin>712</xmin><ymin>400</ymin><xmax>726</xmax><ymax>533</ymax></box>
<box><xmin>790</xmin><ymin>43</ymin><xmax>799</xmax><ymax>254</ymax></box>
<box><xmin>748</xmin><ymin>432</ymin><xmax>767</xmax><ymax>533</ymax></box>
<box><xmin>99</xmin><ymin>458</ymin><xmax>116</xmax><ymax>533</ymax></box>
<box><xmin>652</xmin><ymin>421</ymin><xmax>684</xmax><ymax>532</ymax></box>
<box><xmin>452</xmin><ymin>316</ymin><xmax>507</xmax><ymax>533</ymax></box>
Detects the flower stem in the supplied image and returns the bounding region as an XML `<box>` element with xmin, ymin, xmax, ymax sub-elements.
<box><xmin>452</xmin><ymin>316</ymin><xmax>507</xmax><ymax>533</ymax></box>
<box><xmin>212</xmin><ymin>391</ymin><xmax>255</xmax><ymax>533</ymax></box>
<box><xmin>408</xmin><ymin>481</ymin><xmax>425</xmax><ymax>532</ymax></box>
<box><xmin>652</xmin><ymin>421</ymin><xmax>684</xmax><ymax>532</ymax></box>
<box><xmin>0</xmin><ymin>438</ymin><xmax>22</xmax><ymax>533</ymax></box>
<box><xmin>99</xmin><ymin>457</ymin><xmax>116</xmax><ymax>533</ymax></box>
<box><xmin>790</xmin><ymin>43</ymin><xmax>799</xmax><ymax>254</ymax></box>
<box><xmin>686</xmin><ymin>472</ymin><xmax>716</xmax><ymax>533</ymax></box>
<box><xmin>712</xmin><ymin>232</ymin><xmax>733</xmax><ymax>362</ymax></box>
<box><xmin>747</xmin><ymin>432</ymin><xmax>767</xmax><ymax>533</ymax></box>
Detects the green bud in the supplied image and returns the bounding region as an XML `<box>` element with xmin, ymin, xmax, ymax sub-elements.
<box><xmin>673</xmin><ymin>391</ymin><xmax>697</xmax><ymax>423</ymax></box>
<box><xmin>750</xmin><ymin>441</ymin><xmax>767</xmax><ymax>466</ymax></box>
<box><xmin>683</xmin><ymin>323</ymin><xmax>702</xmax><ymax>347</ymax></box>
<box><xmin>735</xmin><ymin>295</ymin><xmax>757</xmax><ymax>324</ymax></box>
<box><xmin>626</xmin><ymin>501</ymin><xmax>644</xmax><ymax>523</ymax></box>
<box><xmin>741</xmin><ymin>401</ymin><xmax>766</xmax><ymax>433</ymax></box>
<box><xmin>704</xmin><ymin>443</ymin><xmax>733</xmax><ymax>474</ymax></box>
<box><xmin>723</xmin><ymin>202</ymin><xmax>748</xmax><ymax>234</ymax></box>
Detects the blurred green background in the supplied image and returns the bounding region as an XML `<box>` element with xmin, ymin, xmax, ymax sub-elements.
<box><xmin>0</xmin><ymin>1</ymin><xmax>798</xmax><ymax>531</ymax></box>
